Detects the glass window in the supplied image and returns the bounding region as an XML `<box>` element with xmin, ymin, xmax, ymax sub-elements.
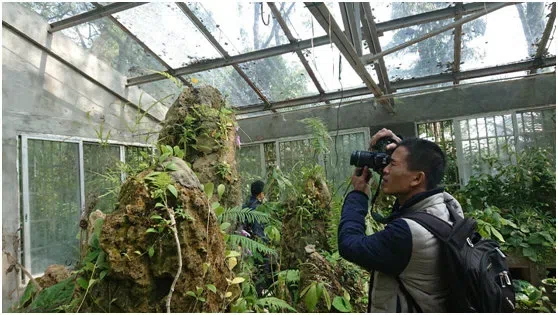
<box><xmin>236</xmin><ymin>144</ymin><xmax>264</xmax><ymax>198</ymax></box>
<box><xmin>125</xmin><ymin>146</ymin><xmax>152</xmax><ymax>176</ymax></box>
<box><xmin>182</xmin><ymin>66</ymin><xmax>262</xmax><ymax>107</ymax></box>
<box><xmin>113</xmin><ymin>2</ymin><xmax>221</xmax><ymax>68</ymax></box>
<box><xmin>280</xmin><ymin>2</ymin><xmax>327</xmax><ymax>41</ymax></box>
<box><xmin>279</xmin><ymin>139</ymin><xmax>315</xmax><ymax>172</ymax></box>
<box><xmin>461</xmin><ymin>5</ymin><xmax>546</xmax><ymax>71</ymax></box>
<box><xmin>186</xmin><ymin>2</ymin><xmax>289</xmax><ymax>55</ymax></box>
<box><xmin>83</xmin><ymin>143</ymin><xmax>121</xmax><ymax>214</ymax></box>
<box><xmin>301</xmin><ymin>45</ymin><xmax>366</xmax><ymax>93</ymax></box>
<box><xmin>20</xmin><ymin>2</ymin><xmax>95</xmax><ymax>23</ymax></box>
<box><xmin>379</xmin><ymin>20</ymin><xmax>454</xmax><ymax>81</ymax></box>
<box><xmin>239</xmin><ymin>52</ymin><xmax>319</xmax><ymax>102</ymax></box>
<box><xmin>27</xmin><ymin>139</ymin><xmax>81</xmax><ymax>275</ymax></box>
<box><xmin>324</xmin><ymin>132</ymin><xmax>367</xmax><ymax>193</ymax></box>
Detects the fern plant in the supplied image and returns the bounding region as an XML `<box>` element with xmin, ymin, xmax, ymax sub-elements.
<box><xmin>227</xmin><ymin>234</ymin><xmax>277</xmax><ymax>257</ymax></box>
<box><xmin>300</xmin><ymin>117</ymin><xmax>332</xmax><ymax>158</ymax></box>
<box><xmin>218</xmin><ymin>206</ymin><xmax>277</xmax><ymax>226</ymax></box>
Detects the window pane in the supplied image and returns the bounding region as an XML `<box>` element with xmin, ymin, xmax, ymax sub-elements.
<box><xmin>236</xmin><ymin>145</ymin><xmax>264</xmax><ymax>198</ymax></box>
<box><xmin>27</xmin><ymin>139</ymin><xmax>80</xmax><ymax>275</ymax></box>
<box><xmin>325</xmin><ymin>132</ymin><xmax>366</xmax><ymax>193</ymax></box>
<box><xmin>468</xmin><ymin>119</ymin><xmax>478</xmax><ymax>139</ymax></box>
<box><xmin>20</xmin><ymin>2</ymin><xmax>95</xmax><ymax>23</ymax></box>
<box><xmin>279</xmin><ymin>139</ymin><xmax>315</xmax><ymax>172</ymax></box>
<box><xmin>495</xmin><ymin>116</ymin><xmax>505</xmax><ymax>136</ymax></box>
<box><xmin>460</xmin><ymin>120</ymin><xmax>469</xmax><ymax>140</ymax></box>
<box><xmin>125</xmin><ymin>146</ymin><xmax>152</xmax><ymax>175</ymax></box>
<box><xmin>503</xmin><ymin>114</ymin><xmax>513</xmax><ymax>135</ymax></box>
<box><xmin>84</xmin><ymin>143</ymin><xmax>121</xmax><ymax>214</ymax></box>
<box><xmin>477</xmin><ymin>118</ymin><xmax>487</xmax><ymax>138</ymax></box>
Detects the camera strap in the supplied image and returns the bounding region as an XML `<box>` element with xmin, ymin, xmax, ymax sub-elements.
<box><xmin>370</xmin><ymin>177</ymin><xmax>390</xmax><ymax>223</ymax></box>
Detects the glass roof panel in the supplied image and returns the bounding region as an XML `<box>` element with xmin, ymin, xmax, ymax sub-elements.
<box><xmin>460</xmin><ymin>4</ymin><xmax>546</xmax><ymax>71</ymax></box>
<box><xmin>386</xmin><ymin>2</ymin><xmax>450</xmax><ymax>20</ymax></box>
<box><xmin>19</xmin><ymin>2</ymin><xmax>95</xmax><ymax>23</ymax></box>
<box><xmin>181</xmin><ymin>66</ymin><xmax>262</xmax><ymax>107</ymax></box>
<box><xmin>137</xmin><ymin>79</ymin><xmax>182</xmax><ymax>108</ymax></box>
<box><xmin>113</xmin><ymin>2</ymin><xmax>221</xmax><ymax>69</ymax></box>
<box><xmin>379</xmin><ymin>20</ymin><xmax>454</xmax><ymax>81</ymax></box>
<box><xmin>186</xmin><ymin>2</ymin><xmax>289</xmax><ymax>55</ymax></box>
<box><xmin>301</xmin><ymin>45</ymin><xmax>366</xmax><ymax>93</ymax></box>
<box><xmin>47</xmin><ymin>16</ymin><xmax>166</xmax><ymax>78</ymax></box>
<box><xmin>280</xmin><ymin>2</ymin><xmax>327</xmax><ymax>41</ymax></box>
<box><xmin>459</xmin><ymin>71</ymin><xmax>530</xmax><ymax>85</ymax></box>
<box><xmin>238</xmin><ymin>52</ymin><xmax>320</xmax><ymax>102</ymax></box>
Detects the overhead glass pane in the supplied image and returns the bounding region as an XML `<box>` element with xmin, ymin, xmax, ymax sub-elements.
<box><xmin>386</xmin><ymin>2</ymin><xmax>449</xmax><ymax>20</ymax></box>
<box><xmin>367</xmin><ymin>2</ymin><xmax>397</xmax><ymax>24</ymax></box>
<box><xmin>186</xmin><ymin>2</ymin><xmax>289</xmax><ymax>55</ymax></box>
<box><xmin>114</xmin><ymin>2</ymin><xmax>221</xmax><ymax>68</ymax></box>
<box><xmin>182</xmin><ymin>66</ymin><xmax>262</xmax><ymax>107</ymax></box>
<box><xmin>280</xmin><ymin>2</ymin><xmax>327</xmax><ymax>41</ymax></box>
<box><xmin>324</xmin><ymin>2</ymin><xmax>346</xmax><ymax>31</ymax></box>
<box><xmin>395</xmin><ymin>82</ymin><xmax>453</xmax><ymax>94</ymax></box>
<box><xmin>461</xmin><ymin>4</ymin><xmax>546</xmax><ymax>71</ymax></box>
<box><xmin>301</xmin><ymin>45</ymin><xmax>365</xmax><ymax>92</ymax></box>
<box><xmin>19</xmin><ymin>2</ymin><xmax>95</xmax><ymax>23</ymax></box>
<box><xmin>379</xmin><ymin>20</ymin><xmax>454</xmax><ymax>81</ymax></box>
<box><xmin>137</xmin><ymin>79</ymin><xmax>182</xmax><ymax>107</ymax></box>
<box><xmin>27</xmin><ymin>139</ymin><xmax>80</xmax><ymax>275</ymax></box>
<box><xmin>239</xmin><ymin>52</ymin><xmax>320</xmax><ymax>102</ymax></box>
<box><xmin>543</xmin><ymin>2</ymin><xmax>557</xmax><ymax>57</ymax></box>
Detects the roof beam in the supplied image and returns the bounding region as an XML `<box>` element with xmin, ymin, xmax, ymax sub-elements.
<box><xmin>360</xmin><ymin>3</ymin><xmax>393</xmax><ymax>95</ymax></box>
<box><xmin>453</xmin><ymin>3</ymin><xmax>464</xmax><ymax>84</ymax></box>
<box><xmin>89</xmin><ymin>2</ymin><xmax>190</xmax><ymax>87</ymax></box>
<box><xmin>530</xmin><ymin>2</ymin><xmax>556</xmax><ymax>74</ymax></box>
<box><xmin>305</xmin><ymin>2</ymin><xmax>394</xmax><ymax>113</ymax></box>
<box><xmin>361</xmin><ymin>2</ymin><xmax>511</xmax><ymax>65</ymax></box>
<box><xmin>49</xmin><ymin>2</ymin><xmax>147</xmax><ymax>33</ymax></box>
<box><xmin>237</xmin><ymin>57</ymin><xmax>556</xmax><ymax>114</ymax></box>
<box><xmin>339</xmin><ymin>3</ymin><xmax>363</xmax><ymax>56</ymax></box>
<box><xmin>175</xmin><ymin>2</ymin><xmax>272</xmax><ymax>109</ymax></box>
<box><xmin>126</xmin><ymin>2</ymin><xmax>514</xmax><ymax>87</ymax></box>
<box><xmin>267</xmin><ymin>2</ymin><xmax>326</xmax><ymax>96</ymax></box>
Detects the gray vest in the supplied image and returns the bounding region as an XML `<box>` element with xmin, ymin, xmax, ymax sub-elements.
<box><xmin>369</xmin><ymin>192</ymin><xmax>464</xmax><ymax>313</ymax></box>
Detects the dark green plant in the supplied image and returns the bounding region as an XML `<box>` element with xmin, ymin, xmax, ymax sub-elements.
<box><xmin>514</xmin><ymin>279</ymin><xmax>556</xmax><ymax>312</ymax></box>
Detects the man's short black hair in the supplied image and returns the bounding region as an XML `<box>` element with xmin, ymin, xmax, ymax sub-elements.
<box><xmin>250</xmin><ymin>180</ymin><xmax>265</xmax><ymax>196</ymax></box>
<box><xmin>397</xmin><ymin>138</ymin><xmax>446</xmax><ymax>190</ymax></box>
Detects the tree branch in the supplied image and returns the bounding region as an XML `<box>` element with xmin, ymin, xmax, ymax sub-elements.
<box><xmin>165</xmin><ymin>207</ymin><xmax>182</xmax><ymax>313</ymax></box>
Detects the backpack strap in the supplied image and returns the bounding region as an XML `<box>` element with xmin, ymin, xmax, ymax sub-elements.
<box><xmin>401</xmin><ymin>211</ymin><xmax>453</xmax><ymax>241</ymax></box>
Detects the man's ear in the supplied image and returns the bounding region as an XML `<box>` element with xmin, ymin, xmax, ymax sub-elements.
<box><xmin>410</xmin><ymin>171</ymin><xmax>426</xmax><ymax>189</ymax></box>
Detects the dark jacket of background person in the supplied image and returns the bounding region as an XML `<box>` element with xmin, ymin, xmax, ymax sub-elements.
<box><xmin>242</xmin><ymin>195</ymin><xmax>266</xmax><ymax>240</ymax></box>
<box><xmin>338</xmin><ymin>188</ymin><xmax>464</xmax><ymax>312</ymax></box>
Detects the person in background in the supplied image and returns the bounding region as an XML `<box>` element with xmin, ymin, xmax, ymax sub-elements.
<box><xmin>240</xmin><ymin>180</ymin><xmax>267</xmax><ymax>241</ymax></box>
<box><xmin>338</xmin><ymin>128</ymin><xmax>464</xmax><ymax>312</ymax></box>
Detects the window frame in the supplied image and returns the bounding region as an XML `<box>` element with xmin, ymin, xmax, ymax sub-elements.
<box><xmin>415</xmin><ymin>104</ymin><xmax>556</xmax><ymax>186</ymax></box>
<box><xmin>18</xmin><ymin>133</ymin><xmax>154</xmax><ymax>280</ymax></box>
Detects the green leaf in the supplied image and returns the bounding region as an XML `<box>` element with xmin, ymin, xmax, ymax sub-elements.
<box><xmin>145</xmin><ymin>228</ymin><xmax>158</xmax><ymax>234</ymax></box>
<box><xmin>134</xmin><ymin>250</ymin><xmax>142</xmax><ymax>255</ymax></box>
<box><xmin>77</xmin><ymin>277</ymin><xmax>89</xmax><ymax>290</ymax></box>
<box><xmin>206</xmin><ymin>284</ymin><xmax>217</xmax><ymax>293</ymax></box>
<box><xmin>229</xmin><ymin>277</ymin><xmax>245</xmax><ymax>284</ymax></box>
<box><xmin>148</xmin><ymin>246</ymin><xmax>155</xmax><ymax>257</ymax></box>
<box><xmin>225</xmin><ymin>250</ymin><xmax>241</xmax><ymax>258</ymax></box>
<box><xmin>186</xmin><ymin>291</ymin><xmax>196</xmax><ymax>298</ymax></box>
<box><xmin>167</xmin><ymin>184</ymin><xmax>178</xmax><ymax>198</ymax></box>
<box><xmin>256</xmin><ymin>297</ymin><xmax>297</xmax><ymax>312</ymax></box>
<box><xmin>220</xmin><ymin>222</ymin><xmax>231</xmax><ymax>231</ymax></box>
<box><xmin>165</xmin><ymin>162</ymin><xmax>178</xmax><ymax>171</ymax></box>
<box><xmin>154</xmin><ymin>202</ymin><xmax>165</xmax><ymax>208</ymax></box>
<box><xmin>99</xmin><ymin>270</ymin><xmax>108</xmax><ymax>280</ymax></box>
<box><xmin>211</xmin><ymin>202</ymin><xmax>220</xmax><ymax>210</ymax></box>
<box><xmin>332</xmin><ymin>296</ymin><xmax>352</xmax><ymax>312</ymax></box>
<box><xmin>204</xmin><ymin>182</ymin><xmax>214</xmax><ymax>199</ymax></box>
<box><xmin>217</xmin><ymin>184</ymin><xmax>225</xmax><ymax>199</ymax></box>
<box><xmin>490</xmin><ymin>226</ymin><xmax>505</xmax><ymax>243</ymax></box>
<box><xmin>322</xmin><ymin>286</ymin><xmax>332</xmax><ymax>310</ymax></box>
<box><xmin>303</xmin><ymin>284</ymin><xmax>318</xmax><ymax>312</ymax></box>
<box><xmin>214</xmin><ymin>206</ymin><xmax>225</xmax><ymax>217</ymax></box>
<box><xmin>522</xmin><ymin>247</ymin><xmax>538</xmax><ymax>262</ymax></box>
<box><xmin>150</xmin><ymin>214</ymin><xmax>163</xmax><ymax>220</ymax></box>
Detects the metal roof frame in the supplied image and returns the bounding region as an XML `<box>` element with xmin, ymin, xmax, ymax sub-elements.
<box><xmin>49</xmin><ymin>2</ymin><xmax>147</xmax><ymax>32</ymax></box>
<box><xmin>22</xmin><ymin>1</ymin><xmax>555</xmax><ymax>116</ymax></box>
<box><xmin>305</xmin><ymin>2</ymin><xmax>394</xmax><ymax>113</ymax></box>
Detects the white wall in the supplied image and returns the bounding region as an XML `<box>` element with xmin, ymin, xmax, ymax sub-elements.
<box><xmin>2</xmin><ymin>3</ymin><xmax>169</xmax><ymax>310</ymax></box>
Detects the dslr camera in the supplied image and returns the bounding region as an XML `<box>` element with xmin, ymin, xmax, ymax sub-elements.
<box><xmin>350</xmin><ymin>136</ymin><xmax>396</xmax><ymax>174</ymax></box>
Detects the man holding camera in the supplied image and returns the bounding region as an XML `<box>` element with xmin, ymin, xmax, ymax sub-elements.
<box><xmin>338</xmin><ymin>128</ymin><xmax>464</xmax><ymax>312</ymax></box>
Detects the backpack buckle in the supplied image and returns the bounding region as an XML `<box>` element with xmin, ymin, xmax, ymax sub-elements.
<box><xmin>466</xmin><ymin>237</ymin><xmax>474</xmax><ymax>247</ymax></box>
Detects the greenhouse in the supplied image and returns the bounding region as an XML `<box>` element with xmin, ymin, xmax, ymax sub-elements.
<box><xmin>1</xmin><ymin>1</ymin><xmax>556</xmax><ymax>312</ymax></box>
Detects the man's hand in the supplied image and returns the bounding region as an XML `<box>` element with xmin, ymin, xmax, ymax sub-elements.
<box><xmin>352</xmin><ymin>166</ymin><xmax>372</xmax><ymax>197</ymax></box>
<box><xmin>370</xmin><ymin>128</ymin><xmax>401</xmax><ymax>151</ymax></box>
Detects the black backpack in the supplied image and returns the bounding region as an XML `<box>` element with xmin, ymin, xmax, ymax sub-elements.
<box><xmin>400</xmin><ymin>206</ymin><xmax>516</xmax><ymax>313</ymax></box>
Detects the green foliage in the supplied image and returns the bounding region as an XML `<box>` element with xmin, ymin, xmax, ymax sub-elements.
<box><xmin>332</xmin><ymin>295</ymin><xmax>353</xmax><ymax>312</ymax></box>
<box><xmin>227</xmin><ymin>234</ymin><xmax>277</xmax><ymax>257</ymax></box>
<box><xmin>218</xmin><ymin>206</ymin><xmax>276</xmax><ymax>226</ymax></box>
<box><xmin>299</xmin><ymin>281</ymin><xmax>331</xmax><ymax>312</ymax></box>
<box><xmin>300</xmin><ymin>118</ymin><xmax>332</xmax><ymax>157</ymax></box>
<box><xmin>514</xmin><ymin>279</ymin><xmax>556</xmax><ymax>312</ymax></box>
